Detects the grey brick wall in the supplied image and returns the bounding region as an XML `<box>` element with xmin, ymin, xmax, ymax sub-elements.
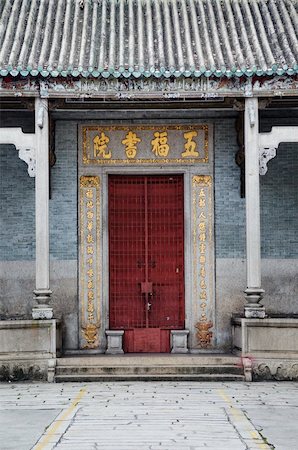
<box><xmin>49</xmin><ymin>121</ymin><xmax>78</xmax><ymax>260</ymax></box>
<box><xmin>0</xmin><ymin>121</ymin><xmax>78</xmax><ymax>261</ymax></box>
<box><xmin>214</xmin><ymin>118</ymin><xmax>246</xmax><ymax>258</ymax></box>
<box><xmin>214</xmin><ymin>118</ymin><xmax>298</xmax><ymax>259</ymax></box>
<box><xmin>0</xmin><ymin>117</ymin><xmax>297</xmax><ymax>261</ymax></box>
<box><xmin>260</xmin><ymin>142</ymin><xmax>298</xmax><ymax>258</ymax></box>
<box><xmin>0</xmin><ymin>144</ymin><xmax>35</xmax><ymax>260</ymax></box>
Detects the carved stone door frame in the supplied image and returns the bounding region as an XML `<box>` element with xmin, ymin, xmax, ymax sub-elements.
<box><xmin>78</xmin><ymin>122</ymin><xmax>215</xmax><ymax>352</ymax></box>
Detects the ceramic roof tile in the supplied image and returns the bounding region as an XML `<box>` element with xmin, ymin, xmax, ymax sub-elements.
<box><xmin>0</xmin><ymin>0</ymin><xmax>297</xmax><ymax>78</ymax></box>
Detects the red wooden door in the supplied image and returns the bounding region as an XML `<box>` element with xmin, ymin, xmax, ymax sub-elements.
<box><xmin>109</xmin><ymin>175</ymin><xmax>184</xmax><ymax>352</ymax></box>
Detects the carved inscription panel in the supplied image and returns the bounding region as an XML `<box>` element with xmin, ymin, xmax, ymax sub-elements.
<box><xmin>82</xmin><ymin>125</ymin><xmax>209</xmax><ymax>165</ymax></box>
<box><xmin>192</xmin><ymin>175</ymin><xmax>215</xmax><ymax>348</ymax></box>
<box><xmin>79</xmin><ymin>176</ymin><xmax>101</xmax><ymax>349</ymax></box>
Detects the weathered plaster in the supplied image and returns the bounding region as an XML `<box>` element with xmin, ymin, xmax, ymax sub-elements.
<box><xmin>0</xmin><ymin>261</ymin><xmax>78</xmax><ymax>350</ymax></box>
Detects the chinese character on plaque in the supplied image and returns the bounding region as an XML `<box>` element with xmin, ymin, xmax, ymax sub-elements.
<box><xmin>122</xmin><ymin>131</ymin><xmax>141</xmax><ymax>159</ymax></box>
<box><xmin>182</xmin><ymin>131</ymin><xmax>199</xmax><ymax>157</ymax></box>
<box><xmin>93</xmin><ymin>132</ymin><xmax>111</xmax><ymax>159</ymax></box>
<box><xmin>151</xmin><ymin>131</ymin><xmax>170</xmax><ymax>157</ymax></box>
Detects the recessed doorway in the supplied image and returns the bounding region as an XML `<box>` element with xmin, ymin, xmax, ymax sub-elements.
<box><xmin>108</xmin><ymin>175</ymin><xmax>185</xmax><ymax>352</ymax></box>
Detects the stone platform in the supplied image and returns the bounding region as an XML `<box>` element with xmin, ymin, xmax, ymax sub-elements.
<box><xmin>0</xmin><ymin>319</ymin><xmax>61</xmax><ymax>382</ymax></box>
<box><xmin>232</xmin><ymin>316</ymin><xmax>298</xmax><ymax>380</ymax></box>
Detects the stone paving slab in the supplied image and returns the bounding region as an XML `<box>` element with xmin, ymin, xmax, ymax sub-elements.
<box><xmin>0</xmin><ymin>409</ymin><xmax>61</xmax><ymax>450</ymax></box>
<box><xmin>0</xmin><ymin>382</ymin><xmax>297</xmax><ymax>449</ymax></box>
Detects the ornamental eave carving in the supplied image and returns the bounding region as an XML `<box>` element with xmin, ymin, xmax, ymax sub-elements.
<box><xmin>0</xmin><ymin>75</ymin><xmax>297</xmax><ymax>99</ymax></box>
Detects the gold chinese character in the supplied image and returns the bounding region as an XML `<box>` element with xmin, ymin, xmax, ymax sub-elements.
<box><xmin>87</xmin><ymin>268</ymin><xmax>94</xmax><ymax>277</ymax></box>
<box><xmin>87</xmin><ymin>302</ymin><xmax>94</xmax><ymax>313</ymax></box>
<box><xmin>199</xmin><ymin>212</ymin><xmax>206</xmax><ymax>220</ymax></box>
<box><xmin>199</xmin><ymin>233</ymin><xmax>206</xmax><ymax>242</ymax></box>
<box><xmin>122</xmin><ymin>131</ymin><xmax>141</xmax><ymax>159</ymax></box>
<box><xmin>87</xmin><ymin>246</ymin><xmax>94</xmax><ymax>255</ymax></box>
<box><xmin>200</xmin><ymin>279</ymin><xmax>207</xmax><ymax>289</ymax></box>
<box><xmin>87</xmin><ymin>200</ymin><xmax>94</xmax><ymax>208</ymax></box>
<box><xmin>86</xmin><ymin>189</ymin><xmax>93</xmax><ymax>199</ymax></box>
<box><xmin>182</xmin><ymin>131</ymin><xmax>198</xmax><ymax>157</ymax></box>
<box><xmin>199</xmin><ymin>222</ymin><xmax>206</xmax><ymax>232</ymax></box>
<box><xmin>151</xmin><ymin>131</ymin><xmax>169</xmax><ymax>157</ymax></box>
<box><xmin>88</xmin><ymin>290</ymin><xmax>94</xmax><ymax>300</ymax></box>
<box><xmin>87</xmin><ymin>211</ymin><xmax>94</xmax><ymax>219</ymax></box>
<box><xmin>200</xmin><ymin>290</ymin><xmax>207</xmax><ymax>300</ymax></box>
<box><xmin>87</xmin><ymin>221</ymin><xmax>93</xmax><ymax>231</ymax></box>
<box><xmin>87</xmin><ymin>234</ymin><xmax>94</xmax><ymax>244</ymax></box>
<box><xmin>200</xmin><ymin>266</ymin><xmax>206</xmax><ymax>277</ymax></box>
<box><xmin>199</xmin><ymin>189</ymin><xmax>205</xmax><ymax>197</ymax></box>
<box><xmin>88</xmin><ymin>313</ymin><xmax>94</xmax><ymax>321</ymax></box>
<box><xmin>199</xmin><ymin>255</ymin><xmax>206</xmax><ymax>264</ymax></box>
<box><xmin>87</xmin><ymin>279</ymin><xmax>94</xmax><ymax>289</ymax></box>
<box><xmin>93</xmin><ymin>132</ymin><xmax>112</xmax><ymax>159</ymax></box>
<box><xmin>87</xmin><ymin>257</ymin><xmax>93</xmax><ymax>267</ymax></box>
<box><xmin>199</xmin><ymin>198</ymin><xmax>206</xmax><ymax>208</ymax></box>
<box><xmin>200</xmin><ymin>302</ymin><xmax>207</xmax><ymax>309</ymax></box>
<box><xmin>199</xmin><ymin>243</ymin><xmax>206</xmax><ymax>254</ymax></box>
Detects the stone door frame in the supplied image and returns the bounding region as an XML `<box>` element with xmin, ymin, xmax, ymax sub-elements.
<box><xmin>78</xmin><ymin>122</ymin><xmax>215</xmax><ymax>353</ymax></box>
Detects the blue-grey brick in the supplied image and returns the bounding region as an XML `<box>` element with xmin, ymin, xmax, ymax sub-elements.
<box><xmin>1</xmin><ymin>118</ymin><xmax>297</xmax><ymax>261</ymax></box>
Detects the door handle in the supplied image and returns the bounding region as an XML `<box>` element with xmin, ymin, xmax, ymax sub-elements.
<box><xmin>147</xmin><ymin>302</ymin><xmax>152</xmax><ymax>311</ymax></box>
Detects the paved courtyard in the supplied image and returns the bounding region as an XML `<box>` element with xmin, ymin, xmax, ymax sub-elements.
<box><xmin>0</xmin><ymin>381</ymin><xmax>297</xmax><ymax>450</ymax></box>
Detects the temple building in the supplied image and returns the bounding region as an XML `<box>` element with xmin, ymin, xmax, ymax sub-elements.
<box><xmin>0</xmin><ymin>0</ymin><xmax>297</xmax><ymax>381</ymax></box>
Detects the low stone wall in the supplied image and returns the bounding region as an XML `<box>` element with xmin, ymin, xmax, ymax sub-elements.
<box><xmin>232</xmin><ymin>317</ymin><xmax>298</xmax><ymax>381</ymax></box>
<box><xmin>0</xmin><ymin>319</ymin><xmax>61</xmax><ymax>382</ymax></box>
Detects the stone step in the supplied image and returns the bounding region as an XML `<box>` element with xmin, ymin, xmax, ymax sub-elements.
<box><xmin>55</xmin><ymin>354</ymin><xmax>244</xmax><ymax>382</ymax></box>
<box><xmin>55</xmin><ymin>364</ymin><xmax>243</xmax><ymax>376</ymax></box>
<box><xmin>57</xmin><ymin>354</ymin><xmax>240</xmax><ymax>367</ymax></box>
<box><xmin>55</xmin><ymin>373</ymin><xmax>245</xmax><ymax>382</ymax></box>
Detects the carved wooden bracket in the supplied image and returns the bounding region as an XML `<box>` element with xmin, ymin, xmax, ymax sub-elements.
<box><xmin>18</xmin><ymin>147</ymin><xmax>36</xmax><ymax>177</ymax></box>
<box><xmin>0</xmin><ymin>127</ymin><xmax>36</xmax><ymax>177</ymax></box>
<box><xmin>259</xmin><ymin>126</ymin><xmax>298</xmax><ymax>175</ymax></box>
<box><xmin>259</xmin><ymin>147</ymin><xmax>277</xmax><ymax>175</ymax></box>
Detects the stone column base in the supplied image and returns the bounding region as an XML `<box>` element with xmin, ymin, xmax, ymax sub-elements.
<box><xmin>244</xmin><ymin>288</ymin><xmax>265</xmax><ymax>318</ymax></box>
<box><xmin>244</xmin><ymin>305</ymin><xmax>266</xmax><ymax>319</ymax></box>
<box><xmin>32</xmin><ymin>306</ymin><xmax>53</xmax><ymax>320</ymax></box>
<box><xmin>33</xmin><ymin>289</ymin><xmax>53</xmax><ymax>319</ymax></box>
<box><xmin>171</xmin><ymin>330</ymin><xmax>189</xmax><ymax>353</ymax></box>
<box><xmin>105</xmin><ymin>330</ymin><xmax>124</xmax><ymax>354</ymax></box>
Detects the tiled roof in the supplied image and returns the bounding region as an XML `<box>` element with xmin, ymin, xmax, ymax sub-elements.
<box><xmin>0</xmin><ymin>0</ymin><xmax>297</xmax><ymax>79</ymax></box>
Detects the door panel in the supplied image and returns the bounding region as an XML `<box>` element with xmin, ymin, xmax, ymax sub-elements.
<box><xmin>109</xmin><ymin>175</ymin><xmax>184</xmax><ymax>352</ymax></box>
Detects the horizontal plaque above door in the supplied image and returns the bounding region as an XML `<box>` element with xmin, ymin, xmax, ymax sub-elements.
<box><xmin>82</xmin><ymin>124</ymin><xmax>210</xmax><ymax>165</ymax></box>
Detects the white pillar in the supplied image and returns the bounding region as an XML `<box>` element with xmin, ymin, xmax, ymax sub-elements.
<box><xmin>32</xmin><ymin>97</ymin><xmax>53</xmax><ymax>319</ymax></box>
<box><xmin>244</xmin><ymin>97</ymin><xmax>265</xmax><ymax>318</ymax></box>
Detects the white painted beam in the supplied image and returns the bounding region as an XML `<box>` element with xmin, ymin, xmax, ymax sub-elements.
<box><xmin>259</xmin><ymin>126</ymin><xmax>298</xmax><ymax>148</ymax></box>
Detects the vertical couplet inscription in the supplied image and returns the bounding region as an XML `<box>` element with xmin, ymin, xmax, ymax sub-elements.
<box><xmin>80</xmin><ymin>176</ymin><xmax>101</xmax><ymax>348</ymax></box>
<box><xmin>192</xmin><ymin>175</ymin><xmax>214</xmax><ymax>348</ymax></box>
